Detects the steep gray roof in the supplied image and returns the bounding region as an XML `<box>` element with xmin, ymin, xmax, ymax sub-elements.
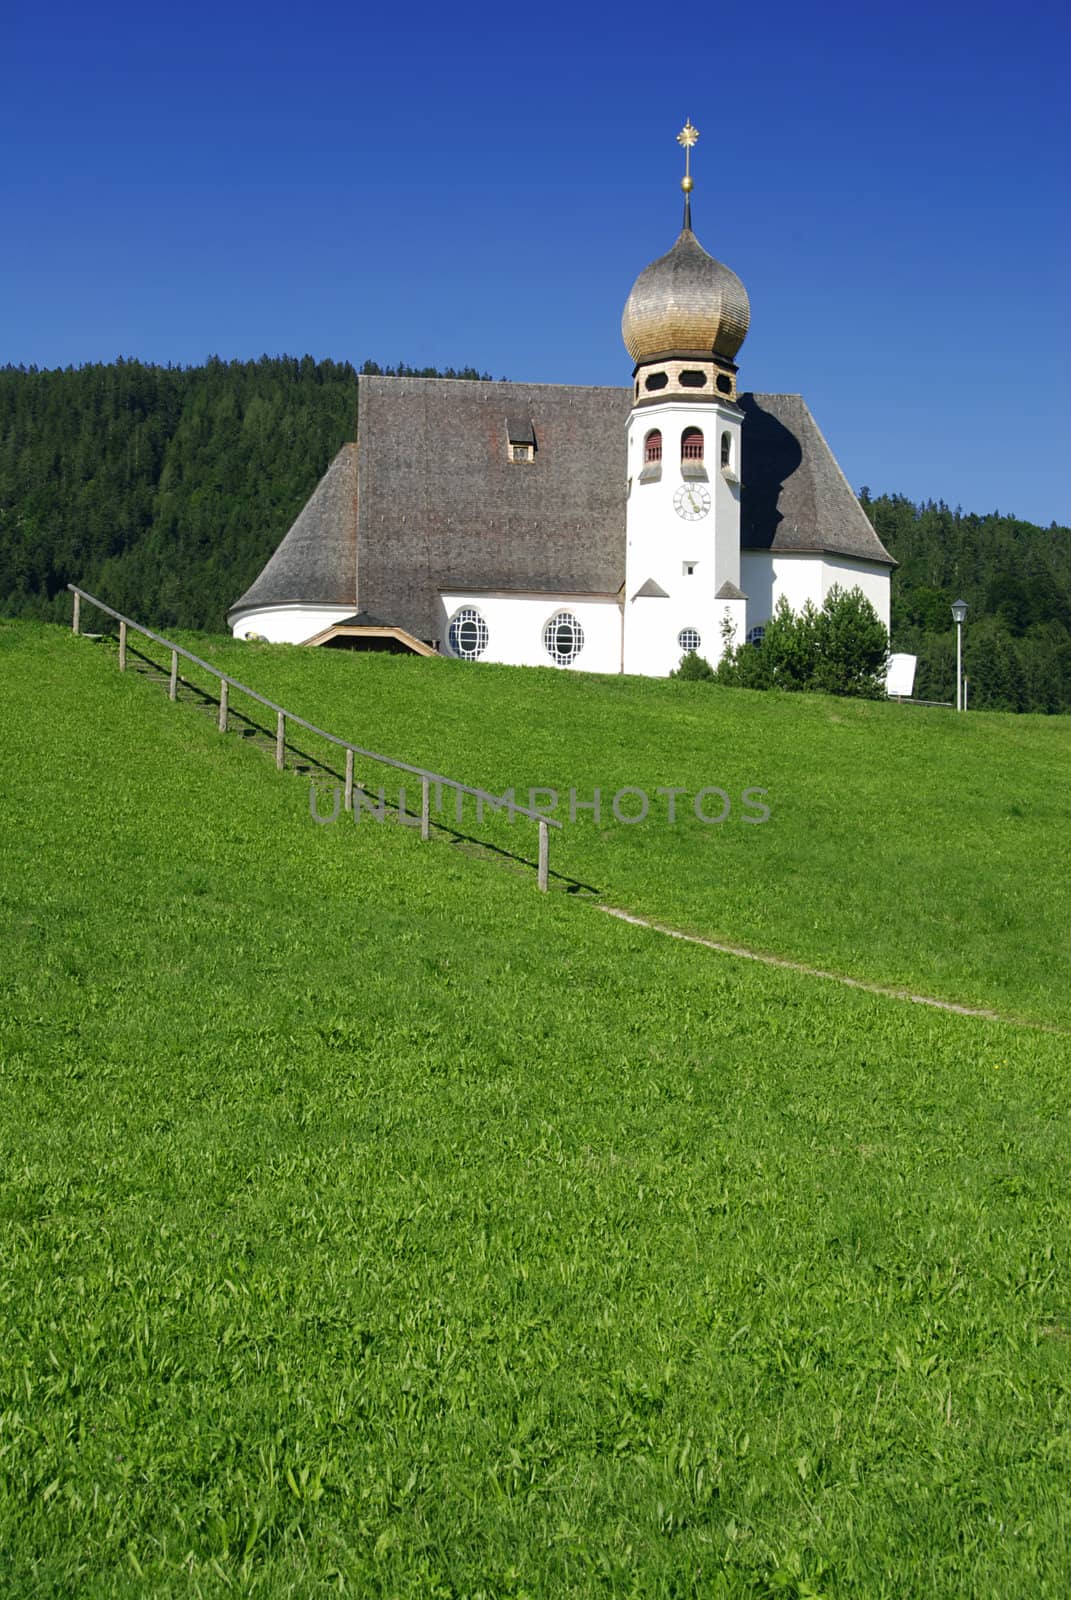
<box><xmin>228</xmin><ymin>378</ymin><xmax>891</xmax><ymax>634</ymax></box>
<box><xmin>740</xmin><ymin>394</ymin><xmax>894</xmax><ymax>566</ymax></box>
<box><xmin>354</xmin><ymin>376</ymin><xmax>627</xmax><ymax>643</ymax></box>
<box><xmin>229</xmin><ymin>444</ymin><xmax>358</xmax><ymax>617</ymax></box>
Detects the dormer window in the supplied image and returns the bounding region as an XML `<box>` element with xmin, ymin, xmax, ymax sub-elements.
<box><xmin>506</xmin><ymin>415</ymin><xmax>536</xmax><ymax>463</ymax></box>
<box><xmin>644</xmin><ymin>430</ymin><xmax>662</xmax><ymax>464</ymax></box>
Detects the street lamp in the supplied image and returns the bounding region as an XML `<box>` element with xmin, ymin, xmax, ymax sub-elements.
<box><xmin>951</xmin><ymin>599</ymin><xmax>968</xmax><ymax>712</ymax></box>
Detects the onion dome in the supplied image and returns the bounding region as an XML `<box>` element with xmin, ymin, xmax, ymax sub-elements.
<box><xmin>622</xmin><ymin>120</ymin><xmax>750</xmax><ymax>365</ymax></box>
<box><xmin>622</xmin><ymin>226</ymin><xmax>750</xmax><ymax>364</ymax></box>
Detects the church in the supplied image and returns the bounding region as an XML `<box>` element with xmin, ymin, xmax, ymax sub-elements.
<box><xmin>228</xmin><ymin>124</ymin><xmax>893</xmax><ymax>675</ymax></box>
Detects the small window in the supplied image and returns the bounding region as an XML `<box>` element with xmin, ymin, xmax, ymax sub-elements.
<box><xmin>721</xmin><ymin>432</ymin><xmax>732</xmax><ymax>468</ymax></box>
<box><xmin>644</xmin><ymin>371</ymin><xmax>668</xmax><ymax>392</ymax></box>
<box><xmin>543</xmin><ymin>611</ymin><xmax>584</xmax><ymax>667</ymax></box>
<box><xmin>679</xmin><ymin>370</ymin><xmax>708</xmax><ymax>388</ymax></box>
<box><xmin>716</xmin><ymin>374</ymin><xmax>733</xmax><ymax>395</ymax></box>
<box><xmin>746</xmin><ymin>625</ymin><xmax>765</xmax><ymax>648</ymax></box>
<box><xmin>644</xmin><ymin>430</ymin><xmax>662</xmax><ymax>465</ymax></box>
<box><xmin>683</xmin><ymin>561</ymin><xmax>696</xmax><ymax>576</ymax></box>
<box><xmin>678</xmin><ymin>627</ymin><xmax>702</xmax><ymax>653</ymax></box>
<box><xmin>448</xmin><ymin>607</ymin><xmax>489</xmax><ymax>660</ymax></box>
<box><xmin>511</xmin><ymin>443</ymin><xmax>533</xmax><ymax>463</ymax></box>
<box><xmin>681</xmin><ymin>427</ymin><xmax>704</xmax><ymax>462</ymax></box>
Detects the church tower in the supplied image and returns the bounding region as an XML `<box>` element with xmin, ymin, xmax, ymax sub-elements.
<box><xmin>621</xmin><ymin>122</ymin><xmax>750</xmax><ymax>675</ymax></box>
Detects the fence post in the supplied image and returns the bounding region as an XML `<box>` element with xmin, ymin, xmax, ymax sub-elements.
<box><xmin>421</xmin><ymin>776</ymin><xmax>430</xmax><ymax>841</ymax></box>
<box><xmin>276</xmin><ymin>711</ymin><xmax>285</xmax><ymax>770</ymax></box>
<box><xmin>538</xmin><ymin>819</ymin><xmax>549</xmax><ymax>892</ymax></box>
<box><xmin>344</xmin><ymin>749</ymin><xmax>354</xmax><ymax>811</ymax></box>
<box><xmin>118</xmin><ymin>620</ymin><xmax>127</xmax><ymax>672</ymax></box>
<box><xmin>218</xmin><ymin>680</ymin><xmax>229</xmax><ymax>734</ymax></box>
<box><xmin>72</xmin><ymin>592</ymin><xmax>80</xmax><ymax>635</ymax></box>
<box><xmin>169</xmin><ymin>650</ymin><xmax>178</xmax><ymax>702</ymax></box>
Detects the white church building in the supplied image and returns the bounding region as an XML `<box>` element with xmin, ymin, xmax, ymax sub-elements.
<box><xmin>228</xmin><ymin>124</ymin><xmax>892</xmax><ymax>672</ymax></box>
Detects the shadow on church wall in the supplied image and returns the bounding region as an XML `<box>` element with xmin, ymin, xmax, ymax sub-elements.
<box><xmin>739</xmin><ymin>395</ymin><xmax>803</xmax><ymax>552</ymax></box>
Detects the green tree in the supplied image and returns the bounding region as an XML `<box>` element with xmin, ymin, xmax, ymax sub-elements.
<box><xmin>715</xmin><ymin>589</ymin><xmax>887</xmax><ymax>699</ymax></box>
<box><xmin>670</xmin><ymin>649</ymin><xmax>717</xmax><ymax>681</ymax></box>
<box><xmin>811</xmin><ymin>586</ymin><xmax>889</xmax><ymax>697</ymax></box>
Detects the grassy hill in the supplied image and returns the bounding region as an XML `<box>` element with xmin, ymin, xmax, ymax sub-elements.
<box><xmin>2</xmin><ymin>618</ymin><xmax>1070</xmax><ymax>1596</ymax></box>
<box><xmin>170</xmin><ymin>630</ymin><xmax>1070</xmax><ymax>1030</ymax></box>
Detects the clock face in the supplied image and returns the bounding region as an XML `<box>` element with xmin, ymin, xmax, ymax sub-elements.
<box><xmin>673</xmin><ymin>483</ymin><xmax>711</xmax><ymax>521</ymax></box>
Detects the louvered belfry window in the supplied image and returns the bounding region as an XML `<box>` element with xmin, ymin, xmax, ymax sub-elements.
<box><xmin>644</xmin><ymin>430</ymin><xmax>662</xmax><ymax>465</ymax></box>
<box><xmin>681</xmin><ymin>427</ymin><xmax>704</xmax><ymax>462</ymax></box>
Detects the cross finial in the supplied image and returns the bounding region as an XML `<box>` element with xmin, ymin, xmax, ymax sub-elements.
<box><xmin>676</xmin><ymin>120</ymin><xmax>699</xmax><ymax>229</ymax></box>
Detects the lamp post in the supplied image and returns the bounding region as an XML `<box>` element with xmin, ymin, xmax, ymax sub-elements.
<box><xmin>951</xmin><ymin>598</ymin><xmax>968</xmax><ymax>712</ymax></box>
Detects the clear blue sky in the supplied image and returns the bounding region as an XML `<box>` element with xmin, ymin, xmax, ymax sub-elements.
<box><xmin>4</xmin><ymin>0</ymin><xmax>1069</xmax><ymax>525</ymax></box>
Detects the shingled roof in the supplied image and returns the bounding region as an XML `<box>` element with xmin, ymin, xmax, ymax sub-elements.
<box><xmin>354</xmin><ymin>376</ymin><xmax>627</xmax><ymax>643</ymax></box>
<box><xmin>740</xmin><ymin>394</ymin><xmax>894</xmax><ymax>565</ymax></box>
<box><xmin>229</xmin><ymin>444</ymin><xmax>358</xmax><ymax>616</ymax></box>
<box><xmin>227</xmin><ymin>378</ymin><xmax>891</xmax><ymax>635</ymax></box>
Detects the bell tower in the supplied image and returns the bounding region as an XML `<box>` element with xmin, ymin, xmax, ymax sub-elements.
<box><xmin>621</xmin><ymin>122</ymin><xmax>750</xmax><ymax>676</ymax></box>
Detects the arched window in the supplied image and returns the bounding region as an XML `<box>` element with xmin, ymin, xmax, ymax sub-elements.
<box><xmin>644</xmin><ymin>429</ymin><xmax>662</xmax><ymax>465</ymax></box>
<box><xmin>746</xmin><ymin>625</ymin><xmax>765</xmax><ymax>648</ymax></box>
<box><xmin>448</xmin><ymin>606</ymin><xmax>489</xmax><ymax>660</ymax></box>
<box><xmin>678</xmin><ymin>627</ymin><xmax>702</xmax><ymax>653</ymax></box>
<box><xmin>543</xmin><ymin>611</ymin><xmax>584</xmax><ymax>667</ymax></box>
<box><xmin>721</xmin><ymin>431</ymin><xmax>732</xmax><ymax>468</ymax></box>
<box><xmin>681</xmin><ymin>427</ymin><xmax>704</xmax><ymax>462</ymax></box>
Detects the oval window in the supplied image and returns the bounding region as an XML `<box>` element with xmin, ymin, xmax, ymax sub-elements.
<box><xmin>448</xmin><ymin>606</ymin><xmax>489</xmax><ymax>660</ymax></box>
<box><xmin>543</xmin><ymin>611</ymin><xmax>584</xmax><ymax>667</ymax></box>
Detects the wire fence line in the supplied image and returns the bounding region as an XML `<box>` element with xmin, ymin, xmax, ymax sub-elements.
<box><xmin>68</xmin><ymin>584</ymin><xmax>559</xmax><ymax>890</ymax></box>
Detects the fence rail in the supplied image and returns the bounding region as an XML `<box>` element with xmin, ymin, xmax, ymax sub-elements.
<box><xmin>69</xmin><ymin>584</ymin><xmax>560</xmax><ymax>889</ymax></box>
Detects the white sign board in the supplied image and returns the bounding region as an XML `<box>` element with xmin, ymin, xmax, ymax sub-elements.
<box><xmin>886</xmin><ymin>653</ymin><xmax>918</xmax><ymax>698</ymax></box>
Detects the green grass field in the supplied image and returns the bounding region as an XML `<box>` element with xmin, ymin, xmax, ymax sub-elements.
<box><xmin>178</xmin><ymin>629</ymin><xmax>1071</xmax><ymax>1027</ymax></box>
<box><xmin>2</xmin><ymin>619</ymin><xmax>1069</xmax><ymax>1597</ymax></box>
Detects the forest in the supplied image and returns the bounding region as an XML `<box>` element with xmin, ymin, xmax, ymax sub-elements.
<box><xmin>1</xmin><ymin>356</ymin><xmax>1068</xmax><ymax>712</ymax></box>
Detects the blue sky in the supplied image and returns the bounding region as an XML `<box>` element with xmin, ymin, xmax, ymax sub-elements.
<box><xmin>4</xmin><ymin>0</ymin><xmax>1068</xmax><ymax>525</ymax></box>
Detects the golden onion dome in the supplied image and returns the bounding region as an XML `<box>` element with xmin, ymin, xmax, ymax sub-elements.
<box><xmin>621</xmin><ymin>225</ymin><xmax>750</xmax><ymax>365</ymax></box>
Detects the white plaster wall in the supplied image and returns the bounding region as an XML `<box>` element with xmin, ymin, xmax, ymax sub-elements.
<box><xmin>623</xmin><ymin>398</ymin><xmax>743</xmax><ymax>676</ymax></box>
<box><xmin>439</xmin><ymin>592</ymin><xmax>622</xmax><ymax>674</ymax></box>
<box><xmin>228</xmin><ymin>603</ymin><xmax>358</xmax><ymax>644</ymax></box>
<box><xmin>740</xmin><ymin>552</ymin><xmax>776</xmax><ymax>628</ymax></box>
<box><xmin>822</xmin><ymin>557</ymin><xmax>891</xmax><ymax>633</ymax></box>
<box><xmin>624</xmin><ymin>596</ymin><xmax>741</xmax><ymax>677</ymax></box>
<box><xmin>741</xmin><ymin>553</ymin><xmax>891</xmax><ymax>635</ymax></box>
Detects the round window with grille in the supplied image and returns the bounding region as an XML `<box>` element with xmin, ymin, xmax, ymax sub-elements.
<box><xmin>543</xmin><ymin>611</ymin><xmax>584</xmax><ymax>667</ymax></box>
<box><xmin>448</xmin><ymin>606</ymin><xmax>489</xmax><ymax>660</ymax></box>
<box><xmin>678</xmin><ymin>627</ymin><xmax>702</xmax><ymax>653</ymax></box>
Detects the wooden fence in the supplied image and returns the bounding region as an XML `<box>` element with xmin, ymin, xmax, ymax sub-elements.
<box><xmin>69</xmin><ymin>584</ymin><xmax>561</xmax><ymax>890</ymax></box>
